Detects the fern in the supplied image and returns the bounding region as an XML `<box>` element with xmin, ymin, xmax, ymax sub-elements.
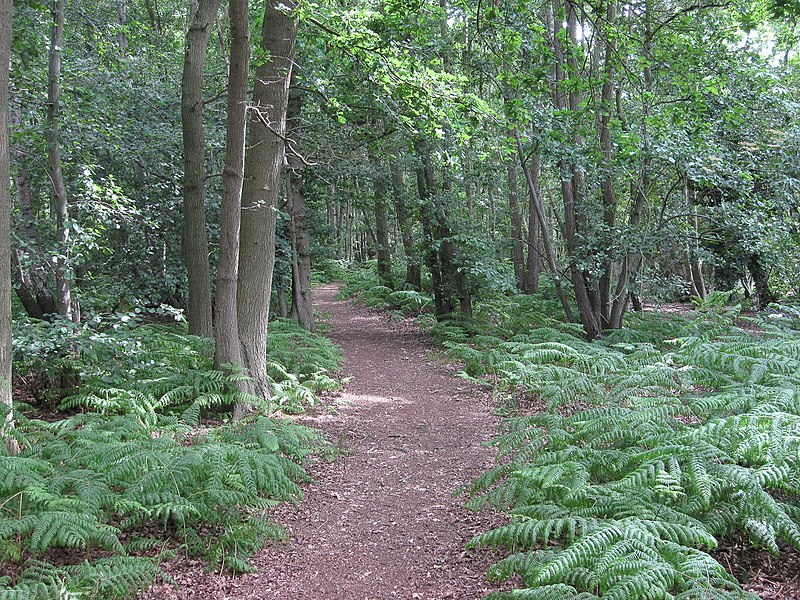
<box><xmin>2</xmin><ymin>319</ymin><xmax>342</xmax><ymax>597</ymax></box>
<box><xmin>458</xmin><ymin>295</ymin><xmax>800</xmax><ymax>598</ymax></box>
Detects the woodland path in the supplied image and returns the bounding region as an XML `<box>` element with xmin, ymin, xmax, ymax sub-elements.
<box><xmin>150</xmin><ymin>284</ymin><xmax>505</xmax><ymax>599</ymax></box>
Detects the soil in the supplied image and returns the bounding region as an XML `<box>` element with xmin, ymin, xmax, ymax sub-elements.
<box><xmin>146</xmin><ymin>284</ymin><xmax>506</xmax><ymax>599</ymax></box>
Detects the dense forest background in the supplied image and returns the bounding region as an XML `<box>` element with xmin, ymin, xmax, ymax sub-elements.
<box><xmin>1</xmin><ymin>0</ymin><xmax>800</xmax><ymax>597</ymax></box>
<box><xmin>2</xmin><ymin>0</ymin><xmax>799</xmax><ymax>346</ymax></box>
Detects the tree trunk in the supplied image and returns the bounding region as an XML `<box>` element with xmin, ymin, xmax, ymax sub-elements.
<box><xmin>213</xmin><ymin>0</ymin><xmax>249</xmax><ymax>376</ymax></box>
<box><xmin>47</xmin><ymin>0</ymin><xmax>74</xmax><ymax>322</ymax></box>
<box><xmin>514</xmin><ymin>131</ymin><xmax>575</xmax><ymax>322</ymax></box>
<box><xmin>389</xmin><ymin>157</ymin><xmax>420</xmax><ymax>288</ymax></box>
<box><xmin>416</xmin><ymin>148</ymin><xmax>445</xmax><ymax>314</ymax></box>
<box><xmin>1</xmin><ymin>0</ymin><xmax>18</xmax><ymax>455</ymax></box>
<box><xmin>236</xmin><ymin>0</ymin><xmax>297</xmax><ymax>413</ymax></box>
<box><xmin>277</xmin><ymin>287</ymin><xmax>288</xmax><ymax>317</ymax></box>
<box><xmin>369</xmin><ymin>149</ymin><xmax>392</xmax><ymax>284</ymax></box>
<box><xmin>144</xmin><ymin>0</ymin><xmax>162</xmax><ymax>35</ymax></box>
<box><xmin>361</xmin><ymin>205</ymin><xmax>377</xmax><ymax>253</ymax></box>
<box><xmin>9</xmin><ymin>105</ymin><xmax>57</xmax><ymax>318</ymax></box>
<box><xmin>747</xmin><ymin>252</ymin><xmax>774</xmax><ymax>309</ymax></box>
<box><xmin>345</xmin><ymin>193</ymin><xmax>353</xmax><ymax>261</ymax></box>
<box><xmin>181</xmin><ymin>0</ymin><xmax>220</xmax><ymax>339</ymax></box>
<box><xmin>685</xmin><ymin>179</ymin><xmax>706</xmax><ymax>301</ymax></box>
<box><xmin>117</xmin><ymin>0</ymin><xmax>129</xmax><ymax>56</ymax></box>
<box><xmin>523</xmin><ymin>153</ymin><xmax>541</xmax><ymax>294</ymax></box>
<box><xmin>507</xmin><ymin>151</ymin><xmax>525</xmax><ymax>290</ymax></box>
<box><xmin>597</xmin><ymin>0</ymin><xmax>618</xmax><ymax>327</ymax></box>
<box><xmin>608</xmin><ymin>0</ymin><xmax>652</xmax><ymax>329</ymax></box>
<box><xmin>551</xmin><ymin>0</ymin><xmax>601</xmax><ymax>339</ymax></box>
<box><xmin>286</xmin><ymin>76</ymin><xmax>314</xmax><ymax>331</ymax></box>
<box><xmin>415</xmin><ymin>140</ymin><xmax>469</xmax><ymax>317</ymax></box>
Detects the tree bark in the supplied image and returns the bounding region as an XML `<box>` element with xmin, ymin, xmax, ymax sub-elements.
<box><xmin>117</xmin><ymin>0</ymin><xmax>129</xmax><ymax>56</ymax></box>
<box><xmin>416</xmin><ymin>147</ymin><xmax>444</xmax><ymax>314</ymax></box>
<box><xmin>514</xmin><ymin>131</ymin><xmax>575</xmax><ymax>322</ymax></box>
<box><xmin>608</xmin><ymin>0</ymin><xmax>652</xmax><ymax>329</ymax></box>
<box><xmin>552</xmin><ymin>0</ymin><xmax>602</xmax><ymax>339</ymax></box>
<box><xmin>181</xmin><ymin>0</ymin><xmax>220</xmax><ymax>338</ymax></box>
<box><xmin>389</xmin><ymin>157</ymin><xmax>420</xmax><ymax>288</ymax></box>
<box><xmin>9</xmin><ymin>105</ymin><xmax>57</xmax><ymax>319</ymax></box>
<box><xmin>144</xmin><ymin>0</ymin><xmax>162</xmax><ymax>35</ymax></box>
<box><xmin>747</xmin><ymin>252</ymin><xmax>775</xmax><ymax>309</ymax></box>
<box><xmin>369</xmin><ymin>149</ymin><xmax>392</xmax><ymax>284</ymax></box>
<box><xmin>236</xmin><ymin>0</ymin><xmax>298</xmax><ymax>411</ymax></box>
<box><xmin>685</xmin><ymin>179</ymin><xmax>706</xmax><ymax>301</ymax></box>
<box><xmin>213</xmin><ymin>0</ymin><xmax>249</xmax><ymax>376</ymax></box>
<box><xmin>523</xmin><ymin>152</ymin><xmax>541</xmax><ymax>294</ymax></box>
<box><xmin>286</xmin><ymin>75</ymin><xmax>314</xmax><ymax>331</ymax></box>
<box><xmin>47</xmin><ymin>0</ymin><xmax>74</xmax><ymax>321</ymax></box>
<box><xmin>0</xmin><ymin>0</ymin><xmax>17</xmax><ymax>454</ymax></box>
<box><xmin>597</xmin><ymin>0</ymin><xmax>618</xmax><ymax>327</ymax></box>
<box><xmin>507</xmin><ymin>151</ymin><xmax>525</xmax><ymax>290</ymax></box>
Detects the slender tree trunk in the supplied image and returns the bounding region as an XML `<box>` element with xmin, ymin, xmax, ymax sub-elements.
<box><xmin>685</xmin><ymin>179</ymin><xmax>706</xmax><ymax>300</ymax></box>
<box><xmin>144</xmin><ymin>0</ymin><xmax>162</xmax><ymax>34</ymax></box>
<box><xmin>416</xmin><ymin>147</ymin><xmax>445</xmax><ymax>314</ymax></box>
<box><xmin>488</xmin><ymin>184</ymin><xmax>497</xmax><ymax>255</ymax></box>
<box><xmin>361</xmin><ymin>205</ymin><xmax>377</xmax><ymax>252</ymax></box>
<box><xmin>369</xmin><ymin>149</ymin><xmax>392</xmax><ymax>284</ymax></box>
<box><xmin>597</xmin><ymin>0</ymin><xmax>618</xmax><ymax>327</ymax></box>
<box><xmin>608</xmin><ymin>0</ymin><xmax>652</xmax><ymax>328</ymax></box>
<box><xmin>9</xmin><ymin>105</ymin><xmax>57</xmax><ymax>318</ymax></box>
<box><xmin>552</xmin><ymin>0</ymin><xmax>601</xmax><ymax>339</ymax></box>
<box><xmin>181</xmin><ymin>0</ymin><xmax>220</xmax><ymax>338</ymax></box>
<box><xmin>747</xmin><ymin>252</ymin><xmax>775</xmax><ymax>309</ymax></box>
<box><xmin>117</xmin><ymin>0</ymin><xmax>129</xmax><ymax>55</ymax></box>
<box><xmin>286</xmin><ymin>75</ymin><xmax>314</xmax><ymax>331</ymax></box>
<box><xmin>277</xmin><ymin>287</ymin><xmax>288</xmax><ymax>317</ymax></box>
<box><xmin>1</xmin><ymin>0</ymin><xmax>18</xmax><ymax>455</ymax></box>
<box><xmin>514</xmin><ymin>131</ymin><xmax>575</xmax><ymax>322</ymax></box>
<box><xmin>507</xmin><ymin>150</ymin><xmax>525</xmax><ymax>290</ymax></box>
<box><xmin>215</xmin><ymin>10</ymin><xmax>229</xmax><ymax>73</ymax></box>
<box><xmin>523</xmin><ymin>153</ymin><xmax>542</xmax><ymax>294</ymax></box>
<box><xmin>345</xmin><ymin>194</ymin><xmax>353</xmax><ymax>261</ymax></box>
<box><xmin>47</xmin><ymin>0</ymin><xmax>74</xmax><ymax>321</ymax></box>
<box><xmin>237</xmin><ymin>0</ymin><xmax>298</xmax><ymax>409</ymax></box>
<box><xmin>213</xmin><ymin>0</ymin><xmax>249</xmax><ymax>376</ymax></box>
<box><xmin>390</xmin><ymin>157</ymin><xmax>420</xmax><ymax>288</ymax></box>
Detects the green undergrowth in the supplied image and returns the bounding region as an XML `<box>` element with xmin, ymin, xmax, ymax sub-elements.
<box><xmin>266</xmin><ymin>319</ymin><xmax>343</xmax><ymax>413</ymax></box>
<box><xmin>424</xmin><ymin>291</ymin><xmax>799</xmax><ymax>598</ymax></box>
<box><xmin>338</xmin><ymin>264</ymin><xmax>433</xmax><ymax>316</ymax></box>
<box><xmin>1</xmin><ymin>317</ymin><xmax>342</xmax><ymax>599</ymax></box>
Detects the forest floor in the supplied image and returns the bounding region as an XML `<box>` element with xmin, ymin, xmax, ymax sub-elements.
<box><xmin>143</xmin><ymin>285</ymin><xmax>800</xmax><ymax>600</ymax></box>
<box><xmin>146</xmin><ymin>283</ymin><xmax>507</xmax><ymax>599</ymax></box>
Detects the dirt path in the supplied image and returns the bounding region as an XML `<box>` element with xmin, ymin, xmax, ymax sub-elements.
<box><xmin>150</xmin><ymin>284</ymin><xmax>504</xmax><ymax>599</ymax></box>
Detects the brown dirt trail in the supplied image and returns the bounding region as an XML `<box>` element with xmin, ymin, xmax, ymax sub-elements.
<box><xmin>150</xmin><ymin>284</ymin><xmax>504</xmax><ymax>599</ymax></box>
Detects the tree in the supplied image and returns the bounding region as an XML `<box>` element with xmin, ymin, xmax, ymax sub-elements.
<box><xmin>236</xmin><ymin>0</ymin><xmax>298</xmax><ymax>413</ymax></box>
<box><xmin>181</xmin><ymin>0</ymin><xmax>221</xmax><ymax>338</ymax></box>
<box><xmin>47</xmin><ymin>0</ymin><xmax>74</xmax><ymax>321</ymax></box>
<box><xmin>0</xmin><ymin>0</ymin><xmax>15</xmax><ymax>454</ymax></box>
<box><xmin>286</xmin><ymin>72</ymin><xmax>314</xmax><ymax>331</ymax></box>
<box><xmin>213</xmin><ymin>0</ymin><xmax>249</xmax><ymax>372</ymax></box>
